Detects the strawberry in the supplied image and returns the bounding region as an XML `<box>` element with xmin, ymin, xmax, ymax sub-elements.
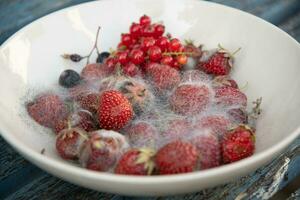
<box><xmin>212</xmin><ymin>76</ymin><xmax>238</xmax><ymax>89</ymax></box>
<box><xmin>194</xmin><ymin>115</ymin><xmax>231</xmax><ymax>137</ymax></box>
<box><xmin>77</xmin><ymin>92</ymin><xmax>99</xmax><ymax>114</ymax></box>
<box><xmin>81</xmin><ymin>63</ymin><xmax>108</xmax><ymax>81</ymax></box>
<box><xmin>169</xmin><ymin>84</ymin><xmax>211</xmax><ymax>115</ymax></box>
<box><xmin>199</xmin><ymin>51</ymin><xmax>232</xmax><ymax>75</ymax></box>
<box><xmin>215</xmin><ymin>86</ymin><xmax>247</xmax><ymax>108</ymax></box>
<box><xmin>162</xmin><ymin>118</ymin><xmax>192</xmax><ymax>139</ymax></box>
<box><xmin>79</xmin><ymin>130</ymin><xmax>129</xmax><ymax>171</ymax></box>
<box><xmin>56</xmin><ymin>127</ymin><xmax>88</xmax><ymax>160</ymax></box>
<box><xmin>125</xmin><ymin>121</ymin><xmax>157</xmax><ymax>148</ymax></box>
<box><xmin>192</xmin><ymin>131</ymin><xmax>221</xmax><ymax>169</ymax></box>
<box><xmin>98</xmin><ymin>90</ymin><xmax>133</xmax><ymax>130</ymax></box>
<box><xmin>147</xmin><ymin>64</ymin><xmax>180</xmax><ymax>92</ymax></box>
<box><xmin>118</xmin><ymin>79</ymin><xmax>154</xmax><ymax>115</ymax></box>
<box><xmin>227</xmin><ymin>108</ymin><xmax>248</xmax><ymax>124</ymax></box>
<box><xmin>54</xmin><ymin>110</ymin><xmax>98</xmax><ymax>134</ymax></box>
<box><xmin>115</xmin><ymin>148</ymin><xmax>156</xmax><ymax>175</ymax></box>
<box><xmin>122</xmin><ymin>62</ymin><xmax>141</xmax><ymax>77</ymax></box>
<box><xmin>181</xmin><ymin>70</ymin><xmax>211</xmax><ymax>83</ymax></box>
<box><xmin>221</xmin><ymin>125</ymin><xmax>255</xmax><ymax>163</ymax></box>
<box><xmin>27</xmin><ymin>94</ymin><xmax>68</xmax><ymax>128</ymax></box>
<box><xmin>155</xmin><ymin>140</ymin><xmax>198</xmax><ymax>174</ymax></box>
<box><xmin>184</xmin><ymin>43</ymin><xmax>203</xmax><ymax>58</ymax></box>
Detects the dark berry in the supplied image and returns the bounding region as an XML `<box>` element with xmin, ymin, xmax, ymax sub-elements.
<box><xmin>70</xmin><ymin>54</ymin><xmax>83</xmax><ymax>62</ymax></box>
<box><xmin>96</xmin><ymin>52</ymin><xmax>110</xmax><ymax>63</ymax></box>
<box><xmin>59</xmin><ymin>69</ymin><xmax>81</xmax><ymax>88</ymax></box>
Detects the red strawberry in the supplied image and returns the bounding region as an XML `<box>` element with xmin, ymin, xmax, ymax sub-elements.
<box><xmin>81</xmin><ymin>63</ymin><xmax>108</xmax><ymax>81</ymax></box>
<box><xmin>54</xmin><ymin>110</ymin><xmax>98</xmax><ymax>134</ymax></box>
<box><xmin>162</xmin><ymin>118</ymin><xmax>192</xmax><ymax>139</ymax></box>
<box><xmin>56</xmin><ymin>127</ymin><xmax>88</xmax><ymax>160</ymax></box>
<box><xmin>77</xmin><ymin>93</ymin><xmax>99</xmax><ymax>114</ymax></box>
<box><xmin>117</xmin><ymin>79</ymin><xmax>154</xmax><ymax>115</ymax></box>
<box><xmin>212</xmin><ymin>76</ymin><xmax>238</xmax><ymax>89</ymax></box>
<box><xmin>147</xmin><ymin>64</ymin><xmax>180</xmax><ymax>92</ymax></box>
<box><xmin>98</xmin><ymin>90</ymin><xmax>133</xmax><ymax>130</ymax></box>
<box><xmin>169</xmin><ymin>84</ymin><xmax>211</xmax><ymax>115</ymax></box>
<box><xmin>79</xmin><ymin>130</ymin><xmax>129</xmax><ymax>171</ymax></box>
<box><xmin>227</xmin><ymin>108</ymin><xmax>248</xmax><ymax>124</ymax></box>
<box><xmin>122</xmin><ymin>62</ymin><xmax>141</xmax><ymax>77</ymax></box>
<box><xmin>125</xmin><ymin>121</ymin><xmax>157</xmax><ymax>148</ymax></box>
<box><xmin>115</xmin><ymin>148</ymin><xmax>155</xmax><ymax>175</ymax></box>
<box><xmin>215</xmin><ymin>86</ymin><xmax>247</xmax><ymax>108</ymax></box>
<box><xmin>221</xmin><ymin>125</ymin><xmax>255</xmax><ymax>163</ymax></box>
<box><xmin>155</xmin><ymin>140</ymin><xmax>198</xmax><ymax>174</ymax></box>
<box><xmin>199</xmin><ymin>51</ymin><xmax>232</xmax><ymax>75</ymax></box>
<box><xmin>194</xmin><ymin>115</ymin><xmax>231</xmax><ymax>137</ymax></box>
<box><xmin>184</xmin><ymin>43</ymin><xmax>203</xmax><ymax>58</ymax></box>
<box><xmin>27</xmin><ymin>94</ymin><xmax>68</xmax><ymax>128</ymax></box>
<box><xmin>192</xmin><ymin>131</ymin><xmax>221</xmax><ymax>169</ymax></box>
<box><xmin>181</xmin><ymin>70</ymin><xmax>211</xmax><ymax>83</ymax></box>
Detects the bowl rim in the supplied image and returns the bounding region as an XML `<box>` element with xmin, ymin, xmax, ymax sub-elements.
<box><xmin>1</xmin><ymin>0</ymin><xmax>300</xmax><ymax>184</ymax></box>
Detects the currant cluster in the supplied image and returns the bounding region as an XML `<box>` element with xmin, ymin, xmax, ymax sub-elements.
<box><xmin>104</xmin><ymin>15</ymin><xmax>190</xmax><ymax>76</ymax></box>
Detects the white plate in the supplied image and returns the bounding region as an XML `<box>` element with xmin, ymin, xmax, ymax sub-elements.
<box><xmin>1</xmin><ymin>0</ymin><xmax>300</xmax><ymax>196</ymax></box>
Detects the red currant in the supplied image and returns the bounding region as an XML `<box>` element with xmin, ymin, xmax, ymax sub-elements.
<box><xmin>121</xmin><ymin>33</ymin><xmax>132</xmax><ymax>47</ymax></box>
<box><xmin>116</xmin><ymin>51</ymin><xmax>129</xmax><ymax>65</ymax></box>
<box><xmin>168</xmin><ymin>38</ymin><xmax>182</xmax><ymax>52</ymax></box>
<box><xmin>148</xmin><ymin>46</ymin><xmax>162</xmax><ymax>62</ymax></box>
<box><xmin>130</xmin><ymin>23</ymin><xmax>142</xmax><ymax>38</ymax></box>
<box><xmin>155</xmin><ymin>36</ymin><xmax>169</xmax><ymax>51</ymax></box>
<box><xmin>141</xmin><ymin>25</ymin><xmax>155</xmax><ymax>37</ymax></box>
<box><xmin>177</xmin><ymin>54</ymin><xmax>188</xmax><ymax>65</ymax></box>
<box><xmin>129</xmin><ymin>49</ymin><xmax>145</xmax><ymax>65</ymax></box>
<box><xmin>141</xmin><ymin>37</ymin><xmax>156</xmax><ymax>52</ymax></box>
<box><xmin>140</xmin><ymin>15</ymin><xmax>151</xmax><ymax>26</ymax></box>
<box><xmin>153</xmin><ymin>24</ymin><xmax>165</xmax><ymax>38</ymax></box>
<box><xmin>172</xmin><ymin>60</ymin><xmax>181</xmax><ymax>70</ymax></box>
<box><xmin>105</xmin><ymin>57</ymin><xmax>117</xmax><ymax>73</ymax></box>
<box><xmin>117</xmin><ymin>42</ymin><xmax>126</xmax><ymax>50</ymax></box>
<box><xmin>161</xmin><ymin>56</ymin><xmax>173</xmax><ymax>65</ymax></box>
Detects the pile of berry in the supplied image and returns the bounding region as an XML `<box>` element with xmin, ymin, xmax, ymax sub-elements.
<box><xmin>27</xmin><ymin>15</ymin><xmax>262</xmax><ymax>175</ymax></box>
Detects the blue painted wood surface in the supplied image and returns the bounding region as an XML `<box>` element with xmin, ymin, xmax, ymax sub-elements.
<box><xmin>0</xmin><ymin>0</ymin><xmax>300</xmax><ymax>199</ymax></box>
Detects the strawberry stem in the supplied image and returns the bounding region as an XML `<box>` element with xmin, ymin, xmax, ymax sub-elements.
<box><xmin>218</xmin><ymin>44</ymin><xmax>241</xmax><ymax>57</ymax></box>
<box><xmin>239</xmin><ymin>81</ymin><xmax>249</xmax><ymax>91</ymax></box>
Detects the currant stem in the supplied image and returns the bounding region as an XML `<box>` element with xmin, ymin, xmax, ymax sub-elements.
<box><xmin>162</xmin><ymin>51</ymin><xmax>195</xmax><ymax>56</ymax></box>
<box><xmin>86</xmin><ymin>26</ymin><xmax>101</xmax><ymax>64</ymax></box>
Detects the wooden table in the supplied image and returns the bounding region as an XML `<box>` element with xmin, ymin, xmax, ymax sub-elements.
<box><xmin>0</xmin><ymin>0</ymin><xmax>300</xmax><ymax>199</ymax></box>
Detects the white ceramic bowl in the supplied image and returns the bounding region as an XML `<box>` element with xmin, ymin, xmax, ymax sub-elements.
<box><xmin>1</xmin><ymin>0</ymin><xmax>300</xmax><ymax>196</ymax></box>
